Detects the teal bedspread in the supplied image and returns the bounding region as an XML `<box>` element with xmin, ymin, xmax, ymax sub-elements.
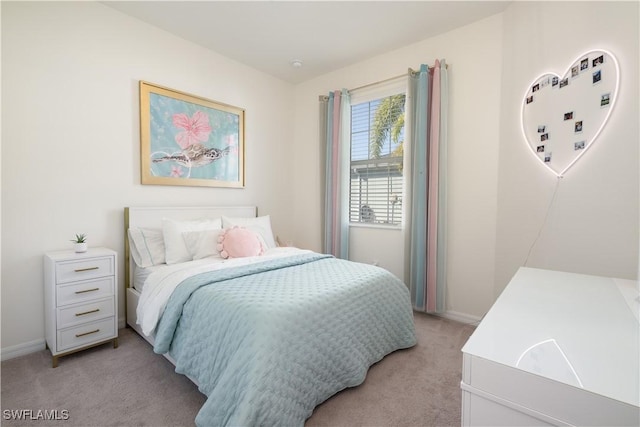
<box><xmin>154</xmin><ymin>253</ymin><xmax>416</xmax><ymax>426</ymax></box>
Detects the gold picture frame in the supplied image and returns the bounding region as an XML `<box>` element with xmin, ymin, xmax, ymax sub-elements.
<box><xmin>139</xmin><ymin>81</ymin><xmax>245</xmax><ymax>188</ymax></box>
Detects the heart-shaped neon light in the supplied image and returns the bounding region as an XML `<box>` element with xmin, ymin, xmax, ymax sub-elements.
<box><xmin>521</xmin><ymin>49</ymin><xmax>619</xmax><ymax>177</ymax></box>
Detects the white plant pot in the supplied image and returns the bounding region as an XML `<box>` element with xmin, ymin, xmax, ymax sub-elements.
<box><xmin>74</xmin><ymin>242</ymin><xmax>88</xmax><ymax>253</ymax></box>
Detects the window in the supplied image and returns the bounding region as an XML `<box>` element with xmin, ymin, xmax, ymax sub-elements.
<box><xmin>349</xmin><ymin>92</ymin><xmax>405</xmax><ymax>226</ymax></box>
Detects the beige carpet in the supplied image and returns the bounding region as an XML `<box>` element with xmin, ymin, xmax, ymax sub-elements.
<box><xmin>1</xmin><ymin>313</ymin><xmax>475</xmax><ymax>426</ymax></box>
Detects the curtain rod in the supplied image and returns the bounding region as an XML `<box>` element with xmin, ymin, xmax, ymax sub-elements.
<box><xmin>348</xmin><ymin>73</ymin><xmax>407</xmax><ymax>93</ymax></box>
<box><xmin>350</xmin><ymin>63</ymin><xmax>448</xmax><ymax>93</ymax></box>
<box><xmin>319</xmin><ymin>63</ymin><xmax>448</xmax><ymax>100</ymax></box>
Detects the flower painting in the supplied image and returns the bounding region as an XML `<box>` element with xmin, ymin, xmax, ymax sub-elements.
<box><xmin>140</xmin><ymin>81</ymin><xmax>244</xmax><ymax>187</ymax></box>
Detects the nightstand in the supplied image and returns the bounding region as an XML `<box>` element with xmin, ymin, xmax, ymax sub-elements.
<box><xmin>44</xmin><ymin>247</ymin><xmax>118</xmax><ymax>367</ymax></box>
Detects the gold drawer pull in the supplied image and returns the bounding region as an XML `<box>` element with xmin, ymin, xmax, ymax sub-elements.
<box><xmin>75</xmin><ymin>288</ymin><xmax>99</xmax><ymax>294</ymax></box>
<box><xmin>75</xmin><ymin>308</ymin><xmax>100</xmax><ymax>317</ymax></box>
<box><xmin>74</xmin><ymin>266</ymin><xmax>99</xmax><ymax>273</ymax></box>
<box><xmin>75</xmin><ymin>329</ymin><xmax>100</xmax><ymax>338</ymax></box>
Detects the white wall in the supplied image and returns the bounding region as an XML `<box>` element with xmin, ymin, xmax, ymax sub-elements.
<box><xmin>494</xmin><ymin>1</ymin><xmax>639</xmax><ymax>295</ymax></box>
<box><xmin>1</xmin><ymin>2</ymin><xmax>295</xmax><ymax>354</ymax></box>
<box><xmin>3</xmin><ymin>1</ymin><xmax>638</xmax><ymax>358</ymax></box>
<box><xmin>291</xmin><ymin>14</ymin><xmax>504</xmax><ymax>320</ymax></box>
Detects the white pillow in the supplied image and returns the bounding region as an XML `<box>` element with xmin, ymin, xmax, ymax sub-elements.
<box><xmin>183</xmin><ymin>229</ymin><xmax>223</xmax><ymax>260</ymax></box>
<box><xmin>162</xmin><ymin>217</ymin><xmax>222</xmax><ymax>264</ymax></box>
<box><xmin>221</xmin><ymin>215</ymin><xmax>276</xmax><ymax>249</ymax></box>
<box><xmin>128</xmin><ymin>227</ymin><xmax>166</xmax><ymax>267</ymax></box>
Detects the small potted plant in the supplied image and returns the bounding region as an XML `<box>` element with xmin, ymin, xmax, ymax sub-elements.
<box><xmin>71</xmin><ymin>233</ymin><xmax>88</xmax><ymax>253</ymax></box>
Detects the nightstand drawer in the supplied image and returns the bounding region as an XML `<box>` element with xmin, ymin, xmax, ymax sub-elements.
<box><xmin>56</xmin><ymin>257</ymin><xmax>114</xmax><ymax>284</ymax></box>
<box><xmin>45</xmin><ymin>247</ymin><xmax>118</xmax><ymax>366</ymax></box>
<box><xmin>57</xmin><ymin>317</ymin><xmax>116</xmax><ymax>352</ymax></box>
<box><xmin>56</xmin><ymin>277</ymin><xmax>114</xmax><ymax>306</ymax></box>
<box><xmin>56</xmin><ymin>297</ymin><xmax>114</xmax><ymax>329</ymax></box>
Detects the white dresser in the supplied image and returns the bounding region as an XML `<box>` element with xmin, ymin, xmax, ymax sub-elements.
<box><xmin>461</xmin><ymin>267</ymin><xmax>639</xmax><ymax>426</ymax></box>
<box><xmin>44</xmin><ymin>247</ymin><xmax>118</xmax><ymax>367</ymax></box>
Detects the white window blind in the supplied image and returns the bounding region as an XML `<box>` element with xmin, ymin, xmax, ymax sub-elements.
<box><xmin>349</xmin><ymin>80</ymin><xmax>405</xmax><ymax>226</ymax></box>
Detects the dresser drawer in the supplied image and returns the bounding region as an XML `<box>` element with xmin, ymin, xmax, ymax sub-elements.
<box><xmin>56</xmin><ymin>297</ymin><xmax>114</xmax><ymax>329</ymax></box>
<box><xmin>56</xmin><ymin>277</ymin><xmax>114</xmax><ymax>306</ymax></box>
<box><xmin>56</xmin><ymin>256</ymin><xmax>114</xmax><ymax>284</ymax></box>
<box><xmin>57</xmin><ymin>317</ymin><xmax>116</xmax><ymax>353</ymax></box>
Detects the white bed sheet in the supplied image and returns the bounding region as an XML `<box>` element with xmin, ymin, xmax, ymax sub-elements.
<box><xmin>133</xmin><ymin>264</ymin><xmax>165</xmax><ymax>292</ymax></box>
<box><xmin>137</xmin><ymin>247</ymin><xmax>310</xmax><ymax>336</ymax></box>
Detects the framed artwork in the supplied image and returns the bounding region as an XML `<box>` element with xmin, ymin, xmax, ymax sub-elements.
<box><xmin>139</xmin><ymin>81</ymin><xmax>245</xmax><ymax>188</ymax></box>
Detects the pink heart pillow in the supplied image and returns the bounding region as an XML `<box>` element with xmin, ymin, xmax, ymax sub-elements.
<box><xmin>216</xmin><ymin>226</ymin><xmax>264</xmax><ymax>259</ymax></box>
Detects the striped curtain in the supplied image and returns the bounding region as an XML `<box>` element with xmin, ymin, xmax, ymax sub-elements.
<box><xmin>321</xmin><ymin>89</ymin><xmax>350</xmax><ymax>259</ymax></box>
<box><xmin>407</xmin><ymin>61</ymin><xmax>448</xmax><ymax>313</ymax></box>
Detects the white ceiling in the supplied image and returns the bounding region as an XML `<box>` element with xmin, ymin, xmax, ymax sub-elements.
<box><xmin>103</xmin><ymin>1</ymin><xmax>510</xmax><ymax>83</ymax></box>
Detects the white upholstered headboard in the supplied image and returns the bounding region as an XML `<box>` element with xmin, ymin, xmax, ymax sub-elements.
<box><xmin>124</xmin><ymin>206</ymin><xmax>257</xmax><ymax>289</ymax></box>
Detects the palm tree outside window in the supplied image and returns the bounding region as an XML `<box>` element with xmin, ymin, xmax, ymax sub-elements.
<box><xmin>349</xmin><ymin>93</ymin><xmax>406</xmax><ymax>226</ymax></box>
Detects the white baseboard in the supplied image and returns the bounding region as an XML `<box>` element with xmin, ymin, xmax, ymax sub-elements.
<box><xmin>1</xmin><ymin>338</ymin><xmax>46</xmax><ymax>361</ymax></box>
<box><xmin>2</xmin><ymin>318</ymin><xmax>128</xmax><ymax>362</ymax></box>
<box><xmin>437</xmin><ymin>310</ymin><xmax>483</xmax><ymax>326</ymax></box>
<box><xmin>1</xmin><ymin>312</ymin><xmax>479</xmax><ymax>362</ymax></box>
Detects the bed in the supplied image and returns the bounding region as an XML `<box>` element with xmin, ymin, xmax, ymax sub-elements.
<box><xmin>124</xmin><ymin>206</ymin><xmax>417</xmax><ymax>426</ymax></box>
